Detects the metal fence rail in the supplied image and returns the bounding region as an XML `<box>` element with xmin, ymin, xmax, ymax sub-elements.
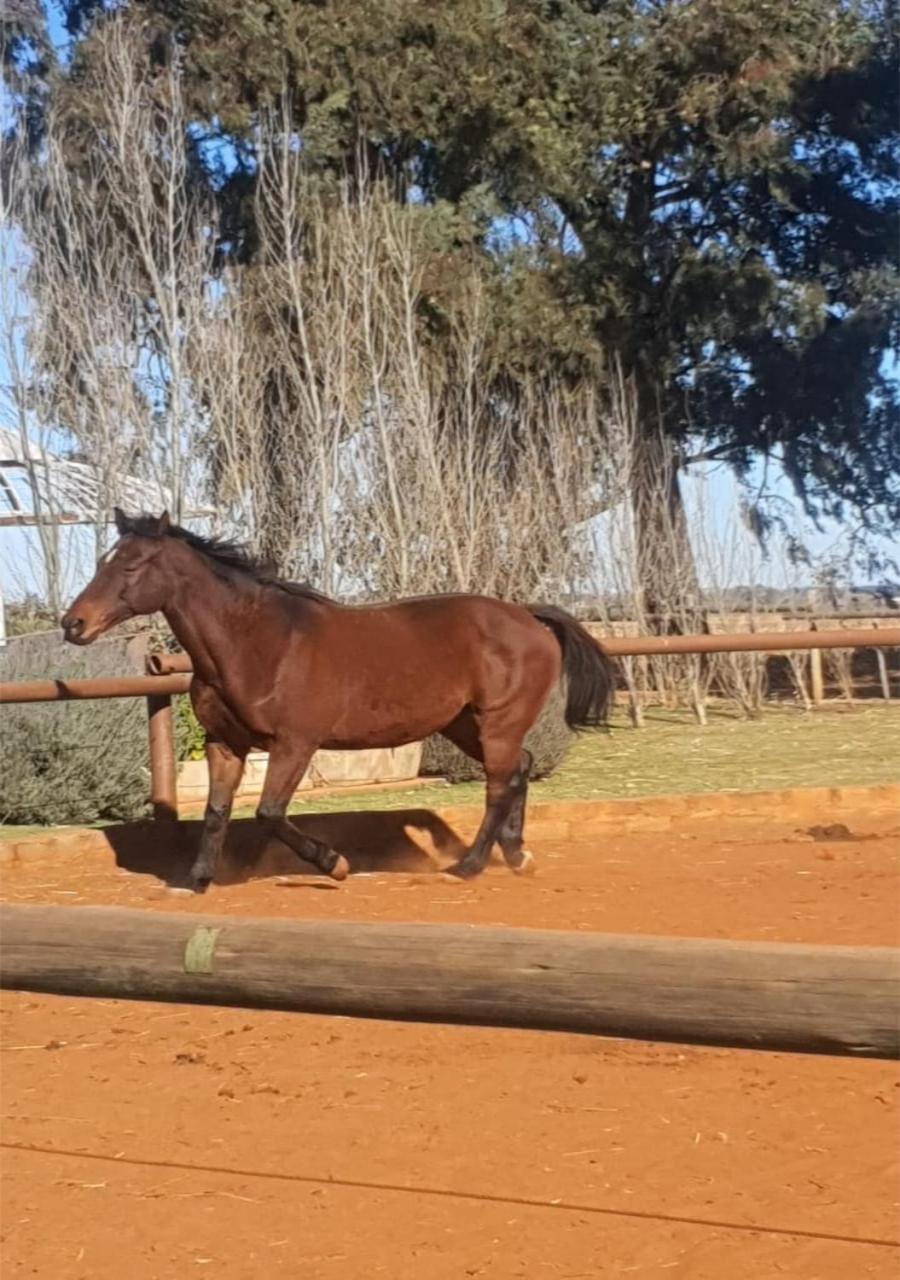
<box><xmin>3</xmin><ymin>626</ymin><xmax>898</xmax><ymax>818</ymax></box>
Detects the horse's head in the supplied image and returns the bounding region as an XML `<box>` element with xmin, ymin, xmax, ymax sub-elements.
<box><xmin>61</xmin><ymin>508</ymin><xmax>172</xmax><ymax>645</ymax></box>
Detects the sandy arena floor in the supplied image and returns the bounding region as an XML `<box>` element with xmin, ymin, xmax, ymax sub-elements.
<box><xmin>1</xmin><ymin>808</ymin><xmax>898</xmax><ymax>1278</ymax></box>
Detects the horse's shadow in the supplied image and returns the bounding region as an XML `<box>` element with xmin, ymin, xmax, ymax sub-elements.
<box><xmin>104</xmin><ymin>809</ymin><xmax>470</xmax><ymax>889</ymax></box>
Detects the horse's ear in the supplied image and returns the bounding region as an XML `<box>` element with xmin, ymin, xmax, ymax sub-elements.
<box><xmin>156</xmin><ymin>510</ymin><xmax>171</xmax><ymax>536</ymax></box>
<box><xmin>113</xmin><ymin>507</ymin><xmax>129</xmax><ymax>536</ymax></box>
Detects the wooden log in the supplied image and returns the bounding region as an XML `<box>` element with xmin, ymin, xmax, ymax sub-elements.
<box><xmin>1</xmin><ymin>904</ymin><xmax>897</xmax><ymax>1059</ymax></box>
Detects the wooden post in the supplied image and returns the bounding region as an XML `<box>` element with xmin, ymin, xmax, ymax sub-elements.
<box><xmin>790</xmin><ymin>654</ymin><xmax>813</xmax><ymax>711</ymax></box>
<box><xmin>146</xmin><ymin>695</ymin><xmax>178</xmax><ymax>821</ymax></box>
<box><xmin>1</xmin><ymin>904</ymin><xmax>897</xmax><ymax>1060</ymax></box>
<box><xmin>875</xmin><ymin>649</ymin><xmax>891</xmax><ymax>700</ymax></box>
<box><xmin>809</xmin><ymin>627</ymin><xmax>825</xmax><ymax>706</ymax></box>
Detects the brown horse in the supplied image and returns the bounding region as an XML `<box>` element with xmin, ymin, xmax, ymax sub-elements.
<box><xmin>62</xmin><ymin>510</ymin><xmax>614</xmax><ymax>891</ymax></box>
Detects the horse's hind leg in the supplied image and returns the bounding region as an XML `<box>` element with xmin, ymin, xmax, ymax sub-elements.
<box><xmin>440</xmin><ymin>709</ymin><xmax>529</xmax><ymax>879</ymax></box>
<box><xmin>497</xmin><ymin>749</ymin><xmax>535</xmax><ymax>875</ymax></box>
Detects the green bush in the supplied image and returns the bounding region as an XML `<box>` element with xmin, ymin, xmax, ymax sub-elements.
<box><xmin>420</xmin><ymin>681</ymin><xmax>573</xmax><ymax>782</ymax></box>
<box><xmin>145</xmin><ymin>628</ymin><xmax>206</xmax><ymax>762</ymax></box>
<box><xmin>175</xmin><ymin>694</ymin><xmax>206</xmax><ymax>761</ymax></box>
<box><xmin>0</xmin><ymin>634</ymin><xmax>150</xmax><ymax>826</ymax></box>
<box><xmin>4</xmin><ymin>596</ymin><xmax>58</xmax><ymax>637</ymax></box>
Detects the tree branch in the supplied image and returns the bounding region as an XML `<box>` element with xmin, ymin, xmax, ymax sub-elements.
<box><xmin>682</xmin><ymin>442</ymin><xmax>745</xmax><ymax>467</ymax></box>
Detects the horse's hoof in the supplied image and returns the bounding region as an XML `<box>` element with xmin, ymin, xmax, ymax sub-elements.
<box><xmin>328</xmin><ymin>854</ymin><xmax>350</xmax><ymax>882</ymax></box>
<box><xmin>512</xmin><ymin>850</ymin><xmax>536</xmax><ymax>876</ymax></box>
<box><xmin>443</xmin><ymin>859</ymin><xmax>480</xmax><ymax>881</ymax></box>
<box><xmin>188</xmin><ymin>874</ymin><xmax>212</xmax><ymax>895</ymax></box>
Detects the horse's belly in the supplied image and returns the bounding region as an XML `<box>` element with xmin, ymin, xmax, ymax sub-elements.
<box><xmin>191</xmin><ymin>681</ymin><xmax>269</xmax><ymax>753</ymax></box>
<box><xmin>320</xmin><ymin>695</ymin><xmax>464</xmax><ymax>750</ymax></box>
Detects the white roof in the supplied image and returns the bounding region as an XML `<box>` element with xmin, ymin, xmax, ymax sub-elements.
<box><xmin>0</xmin><ymin>426</ymin><xmax>200</xmax><ymax>525</ymax></box>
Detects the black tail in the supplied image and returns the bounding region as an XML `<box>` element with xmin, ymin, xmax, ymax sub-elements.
<box><xmin>529</xmin><ymin>605</ymin><xmax>615</xmax><ymax>730</ymax></box>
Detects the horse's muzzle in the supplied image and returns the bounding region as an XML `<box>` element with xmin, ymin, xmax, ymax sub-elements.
<box><xmin>61</xmin><ymin>614</ymin><xmax>89</xmax><ymax>644</ymax></box>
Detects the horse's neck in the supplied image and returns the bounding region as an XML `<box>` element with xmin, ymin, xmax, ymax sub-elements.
<box><xmin>162</xmin><ymin>556</ymin><xmax>263</xmax><ymax>687</ymax></box>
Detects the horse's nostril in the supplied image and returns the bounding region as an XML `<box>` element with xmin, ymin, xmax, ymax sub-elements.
<box><xmin>62</xmin><ymin>615</ymin><xmax>84</xmax><ymax>638</ymax></box>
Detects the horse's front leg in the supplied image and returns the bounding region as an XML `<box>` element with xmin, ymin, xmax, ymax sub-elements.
<box><xmin>188</xmin><ymin>740</ymin><xmax>246</xmax><ymax>893</ymax></box>
<box><xmin>256</xmin><ymin>746</ymin><xmax>349</xmax><ymax>881</ymax></box>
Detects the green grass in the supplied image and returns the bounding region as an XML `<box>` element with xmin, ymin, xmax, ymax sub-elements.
<box><xmin>264</xmin><ymin>702</ymin><xmax>899</xmax><ymax>818</ymax></box>
<box><xmin>531</xmin><ymin>702</ymin><xmax>900</xmax><ymax>802</ymax></box>
<box><xmin>2</xmin><ymin>704</ymin><xmax>897</xmax><ymax>837</ymax></box>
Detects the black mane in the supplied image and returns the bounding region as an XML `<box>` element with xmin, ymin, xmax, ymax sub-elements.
<box><xmin>119</xmin><ymin>513</ymin><xmax>330</xmax><ymax>601</ymax></box>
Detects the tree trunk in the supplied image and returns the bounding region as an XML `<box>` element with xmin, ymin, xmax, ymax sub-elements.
<box><xmin>629</xmin><ymin>379</ymin><xmax>703</xmax><ymax>634</ymax></box>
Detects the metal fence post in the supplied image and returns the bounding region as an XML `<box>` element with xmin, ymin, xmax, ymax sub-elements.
<box><xmin>146</xmin><ymin>694</ymin><xmax>178</xmax><ymax>821</ymax></box>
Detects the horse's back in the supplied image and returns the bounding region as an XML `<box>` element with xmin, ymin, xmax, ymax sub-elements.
<box><xmin>304</xmin><ymin>591</ymin><xmax>561</xmax><ymax>747</ymax></box>
<box><xmin>323</xmin><ymin>591</ymin><xmax>551</xmax><ymax>653</ymax></box>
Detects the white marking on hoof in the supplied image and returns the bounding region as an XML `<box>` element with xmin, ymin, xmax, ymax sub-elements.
<box><xmin>329</xmin><ymin>854</ymin><xmax>350</xmax><ymax>881</ymax></box>
<box><xmin>513</xmin><ymin>849</ymin><xmax>536</xmax><ymax>876</ymax></box>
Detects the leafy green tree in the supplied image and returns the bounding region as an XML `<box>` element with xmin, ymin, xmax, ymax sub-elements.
<box><xmin>4</xmin><ymin>0</ymin><xmax>897</xmax><ymax>616</ymax></box>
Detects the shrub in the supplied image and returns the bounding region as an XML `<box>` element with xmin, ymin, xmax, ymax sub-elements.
<box><xmin>4</xmin><ymin>596</ymin><xmax>58</xmax><ymax>637</ymax></box>
<box><xmin>0</xmin><ymin>634</ymin><xmax>150</xmax><ymax>826</ymax></box>
<box><xmin>174</xmin><ymin>694</ymin><xmax>206</xmax><ymax>761</ymax></box>
<box><xmin>143</xmin><ymin>625</ymin><xmax>206</xmax><ymax>762</ymax></box>
<box><xmin>420</xmin><ymin>681</ymin><xmax>573</xmax><ymax>782</ymax></box>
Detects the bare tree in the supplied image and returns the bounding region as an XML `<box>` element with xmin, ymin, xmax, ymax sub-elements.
<box><xmin>587</xmin><ymin>363</ymin><xmax>709</xmax><ymax>720</ymax></box>
<box><xmin>7</xmin><ymin>15</ymin><xmax>214</xmax><ymax>553</ymax></box>
<box><xmin>1</xmin><ymin>132</ymin><xmax>67</xmax><ymax>612</ymax></box>
<box><xmin>197</xmin><ymin>125</ymin><xmax>611</xmax><ymax>601</ymax></box>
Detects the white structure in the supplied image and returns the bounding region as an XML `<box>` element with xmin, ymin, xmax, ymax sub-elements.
<box><xmin>0</xmin><ymin>426</ymin><xmax>172</xmax><ymax>528</ymax></box>
<box><xmin>0</xmin><ymin>425</ymin><xmax>210</xmax><ymax>640</ymax></box>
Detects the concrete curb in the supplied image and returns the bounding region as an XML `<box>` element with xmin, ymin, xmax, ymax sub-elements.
<box><xmin>2</xmin><ymin>782</ymin><xmax>897</xmax><ymax>865</ymax></box>
<box><xmin>437</xmin><ymin>783</ymin><xmax>900</xmax><ymax>840</ymax></box>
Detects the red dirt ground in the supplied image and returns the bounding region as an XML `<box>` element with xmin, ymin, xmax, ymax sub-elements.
<box><xmin>1</xmin><ymin>808</ymin><xmax>898</xmax><ymax>1279</ymax></box>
